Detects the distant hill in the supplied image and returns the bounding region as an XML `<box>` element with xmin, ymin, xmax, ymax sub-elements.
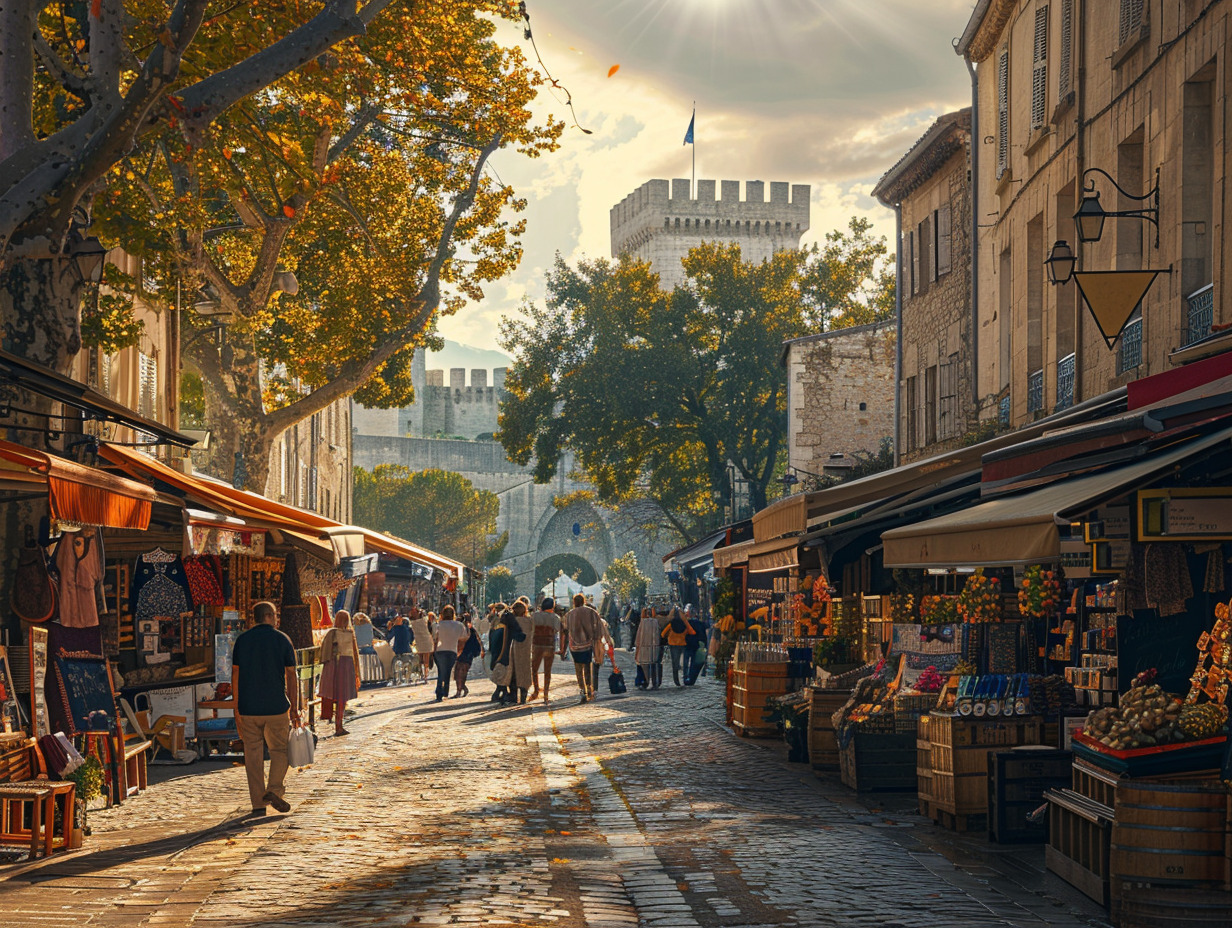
<box><xmin>424</xmin><ymin>340</ymin><xmax>512</xmax><ymax>374</ymax></box>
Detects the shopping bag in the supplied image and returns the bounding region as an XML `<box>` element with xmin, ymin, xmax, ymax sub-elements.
<box><xmin>490</xmin><ymin>660</ymin><xmax>511</xmax><ymax>687</ymax></box>
<box><xmin>287</xmin><ymin>724</ymin><xmax>315</xmax><ymax>767</ymax></box>
<box><xmin>608</xmin><ymin>670</ymin><xmax>627</xmax><ymax>694</ymax></box>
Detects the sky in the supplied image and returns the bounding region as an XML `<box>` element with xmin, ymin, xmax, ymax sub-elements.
<box><xmin>436</xmin><ymin>0</ymin><xmax>975</xmax><ymax>353</ymax></box>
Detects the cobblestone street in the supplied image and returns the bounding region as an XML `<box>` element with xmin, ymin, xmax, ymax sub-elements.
<box><xmin>1</xmin><ymin>655</ymin><xmax>1111</xmax><ymax>928</ymax></box>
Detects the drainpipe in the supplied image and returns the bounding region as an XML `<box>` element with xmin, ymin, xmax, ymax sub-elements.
<box><xmin>965</xmin><ymin>54</ymin><xmax>980</xmax><ymax>419</ymax></box>
<box><xmin>893</xmin><ymin>204</ymin><xmax>903</xmax><ymax>467</ymax></box>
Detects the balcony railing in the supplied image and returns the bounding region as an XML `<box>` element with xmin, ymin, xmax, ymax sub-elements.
<box><xmin>1118</xmin><ymin>317</ymin><xmax>1142</xmax><ymax>374</ymax></box>
<box><xmin>1027</xmin><ymin>369</ymin><xmax>1044</xmax><ymax>414</ymax></box>
<box><xmin>1056</xmin><ymin>354</ymin><xmax>1075</xmax><ymax>411</ymax></box>
<box><xmin>1183</xmin><ymin>284</ymin><xmax>1214</xmax><ymax>348</ymax></box>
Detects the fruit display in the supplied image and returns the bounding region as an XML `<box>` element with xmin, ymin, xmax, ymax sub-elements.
<box><xmin>1083</xmin><ymin>681</ymin><xmax>1187</xmax><ymax>749</ymax></box>
<box><xmin>1177</xmin><ymin>702</ymin><xmax>1227</xmax><ymax>739</ymax></box>
<box><xmin>957</xmin><ymin>569</ymin><xmax>1003</xmax><ymax>623</ymax></box>
<box><xmin>915</xmin><ymin>665</ymin><xmax>946</xmax><ymax>693</ymax></box>
<box><xmin>1018</xmin><ymin>564</ymin><xmax>1063</xmax><ymax>620</ymax></box>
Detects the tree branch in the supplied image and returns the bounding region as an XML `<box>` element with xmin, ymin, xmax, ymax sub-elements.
<box><xmin>32</xmin><ymin>27</ymin><xmax>92</xmax><ymax>103</ymax></box>
<box><xmin>0</xmin><ymin>1</ymin><xmax>38</xmax><ymax>162</ymax></box>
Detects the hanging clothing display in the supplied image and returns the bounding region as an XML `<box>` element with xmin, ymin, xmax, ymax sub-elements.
<box><xmin>131</xmin><ymin>548</ymin><xmax>193</xmax><ymax>623</ymax></box>
<box><xmin>183</xmin><ymin>555</ymin><xmax>226</xmax><ymax>607</ymax></box>
<box><xmin>55</xmin><ymin>529</ymin><xmax>105</xmax><ymax>628</ymax></box>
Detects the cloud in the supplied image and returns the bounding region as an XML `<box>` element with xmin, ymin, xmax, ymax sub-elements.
<box><xmin>437</xmin><ymin>0</ymin><xmax>970</xmax><ymax>351</ymax></box>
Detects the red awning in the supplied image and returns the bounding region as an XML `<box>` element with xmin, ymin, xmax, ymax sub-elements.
<box><xmin>0</xmin><ymin>440</ymin><xmax>155</xmax><ymax>529</ymax></box>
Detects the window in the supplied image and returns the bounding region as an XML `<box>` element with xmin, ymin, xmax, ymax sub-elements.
<box><xmin>1056</xmin><ymin>353</ymin><xmax>1075</xmax><ymax>411</ymax></box>
<box><xmin>905</xmin><ymin>376</ymin><xmax>918</xmax><ymax>451</ymax></box>
<box><xmin>137</xmin><ymin>352</ymin><xmax>158</xmax><ymax>420</ymax></box>
<box><xmin>908</xmin><ymin>230</ymin><xmax>918</xmax><ymax>296</ymax></box>
<box><xmin>939</xmin><ymin>354</ymin><xmax>959</xmax><ymax>440</ymax></box>
<box><xmin>1031</xmin><ymin>5</ymin><xmax>1049</xmax><ymax>130</ymax></box>
<box><xmin>935</xmin><ymin>205</ymin><xmax>952</xmax><ymax>277</ymax></box>
<box><xmin>1118</xmin><ymin>315</ymin><xmax>1143</xmax><ymax>374</ymax></box>
<box><xmin>1119</xmin><ymin>0</ymin><xmax>1144</xmax><ymax>46</ymax></box>
<box><xmin>1185</xmin><ymin>284</ymin><xmax>1215</xmax><ymax>347</ymax></box>
<box><xmin>997</xmin><ymin>49</ymin><xmax>1010</xmax><ymax>178</ymax></box>
<box><xmin>1027</xmin><ymin>368</ymin><xmax>1045</xmax><ymax>414</ymax></box>
<box><xmin>924</xmin><ymin>365</ymin><xmax>938</xmax><ymax>446</ymax></box>
<box><xmin>1058</xmin><ymin>0</ymin><xmax>1074</xmax><ymax>98</ymax></box>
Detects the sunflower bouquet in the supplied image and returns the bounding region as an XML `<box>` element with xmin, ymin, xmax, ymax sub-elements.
<box><xmin>957</xmin><ymin>569</ymin><xmax>1002</xmax><ymax>623</ymax></box>
<box><xmin>1018</xmin><ymin>564</ymin><xmax>1063</xmax><ymax>619</ymax></box>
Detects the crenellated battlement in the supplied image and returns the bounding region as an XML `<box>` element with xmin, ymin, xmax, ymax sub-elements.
<box><xmin>610</xmin><ymin>178</ymin><xmax>810</xmax><ymax>288</ymax></box>
<box><xmin>610</xmin><ymin>178</ymin><xmax>810</xmax><ymax>240</ymax></box>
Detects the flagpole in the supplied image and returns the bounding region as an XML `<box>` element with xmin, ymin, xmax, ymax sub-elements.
<box><xmin>691</xmin><ymin>101</ymin><xmax>696</xmax><ymax>194</ymax></box>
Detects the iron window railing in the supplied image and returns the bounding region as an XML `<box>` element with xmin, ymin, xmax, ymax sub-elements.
<box><xmin>1118</xmin><ymin>317</ymin><xmax>1142</xmax><ymax>374</ymax></box>
<box><xmin>1056</xmin><ymin>354</ymin><xmax>1076</xmax><ymax>411</ymax></box>
<box><xmin>1183</xmin><ymin>284</ymin><xmax>1214</xmax><ymax>348</ymax></box>
<box><xmin>1027</xmin><ymin>368</ymin><xmax>1045</xmax><ymax>414</ymax></box>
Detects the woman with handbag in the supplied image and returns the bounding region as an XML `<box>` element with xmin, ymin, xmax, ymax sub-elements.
<box><xmin>453</xmin><ymin>618</ymin><xmax>483</xmax><ymax>697</ymax></box>
<box><xmin>496</xmin><ymin>602</ymin><xmax>533</xmax><ymax>704</ymax></box>
<box><xmin>319</xmin><ymin>610</ymin><xmax>361</xmax><ymax>735</ymax></box>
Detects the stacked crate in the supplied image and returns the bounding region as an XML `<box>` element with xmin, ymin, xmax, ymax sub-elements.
<box><xmin>807</xmin><ymin>686</ymin><xmax>849</xmax><ymax>772</ymax></box>
<box><xmin>916</xmin><ymin>715</ymin><xmax>933</xmax><ymax>817</ymax></box>
<box><xmin>928</xmin><ymin>713</ymin><xmax>1042</xmax><ymax>832</ymax></box>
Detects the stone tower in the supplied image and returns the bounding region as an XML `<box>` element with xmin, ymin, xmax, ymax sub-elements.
<box><xmin>610</xmin><ymin>179</ymin><xmax>811</xmax><ymax>289</ymax></box>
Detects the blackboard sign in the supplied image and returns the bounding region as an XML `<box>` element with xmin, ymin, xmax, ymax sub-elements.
<box><xmin>54</xmin><ymin>655</ymin><xmax>117</xmax><ymax>734</ymax></box>
<box><xmin>1117</xmin><ymin>609</ymin><xmax>1209</xmax><ymax>695</ymax></box>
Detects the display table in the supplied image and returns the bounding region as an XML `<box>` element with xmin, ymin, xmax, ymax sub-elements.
<box><xmin>195</xmin><ymin>699</ymin><xmax>239</xmax><ymax>757</ymax></box>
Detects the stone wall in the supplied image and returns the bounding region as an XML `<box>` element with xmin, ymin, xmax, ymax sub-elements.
<box><xmin>785</xmin><ymin>322</ymin><xmax>896</xmax><ymax>476</ymax></box>
<box><xmin>610</xmin><ymin>178</ymin><xmax>810</xmax><ymax>289</ymax></box>
<box><xmin>351</xmin><ymin>363</ymin><xmax>509</xmax><ymax>441</ymax></box>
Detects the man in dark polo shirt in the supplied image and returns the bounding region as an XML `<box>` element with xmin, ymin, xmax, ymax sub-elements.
<box><xmin>231</xmin><ymin>601</ymin><xmax>299</xmax><ymax>816</ymax></box>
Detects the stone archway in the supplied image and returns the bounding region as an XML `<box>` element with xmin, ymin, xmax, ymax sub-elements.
<box><xmin>534</xmin><ymin>499</ymin><xmax>613</xmax><ymax>594</ymax></box>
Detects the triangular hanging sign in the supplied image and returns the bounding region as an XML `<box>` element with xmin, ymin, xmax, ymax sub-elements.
<box><xmin>1072</xmin><ymin>270</ymin><xmax>1160</xmax><ymax>348</ymax></box>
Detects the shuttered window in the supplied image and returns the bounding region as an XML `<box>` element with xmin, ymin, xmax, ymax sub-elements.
<box><xmin>1119</xmin><ymin>0</ymin><xmax>1144</xmax><ymax>46</ymax></box>
<box><xmin>137</xmin><ymin>352</ymin><xmax>158</xmax><ymax>420</ymax></box>
<box><xmin>936</xmin><ymin>205</ymin><xmax>952</xmax><ymax>277</ymax></box>
<box><xmin>924</xmin><ymin>365</ymin><xmax>938</xmax><ymax>446</ymax></box>
<box><xmin>922</xmin><ymin>215</ymin><xmax>935</xmax><ymax>284</ymax></box>
<box><xmin>1031</xmin><ymin>6</ymin><xmax>1049</xmax><ymax>131</ymax></box>
<box><xmin>997</xmin><ymin>50</ymin><xmax>1010</xmax><ymax>177</ymax></box>
<box><xmin>908</xmin><ymin>230</ymin><xmax>918</xmax><ymax>296</ymax></box>
<box><xmin>1059</xmin><ymin>0</ymin><xmax>1073</xmax><ymax>97</ymax></box>
<box><xmin>905</xmin><ymin>376</ymin><xmax>918</xmax><ymax>451</ymax></box>
<box><xmin>939</xmin><ymin>354</ymin><xmax>959</xmax><ymax>440</ymax></box>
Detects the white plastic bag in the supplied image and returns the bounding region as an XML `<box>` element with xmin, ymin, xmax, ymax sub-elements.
<box><xmin>287</xmin><ymin>724</ymin><xmax>315</xmax><ymax>767</ymax></box>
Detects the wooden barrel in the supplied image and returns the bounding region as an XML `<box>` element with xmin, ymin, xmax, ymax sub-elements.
<box><xmin>808</xmin><ymin>687</ymin><xmax>848</xmax><ymax>771</ymax></box>
<box><xmin>1110</xmin><ymin>780</ymin><xmax>1229</xmax><ymax>890</ymax></box>
<box><xmin>1116</xmin><ymin>887</ymin><xmax>1232</xmax><ymax>928</ymax></box>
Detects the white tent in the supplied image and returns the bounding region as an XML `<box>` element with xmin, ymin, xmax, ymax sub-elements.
<box><xmin>540</xmin><ymin>572</ymin><xmax>604</xmax><ymax>605</ymax></box>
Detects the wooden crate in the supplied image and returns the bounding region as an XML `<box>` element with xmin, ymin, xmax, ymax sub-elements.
<box><xmin>1046</xmin><ymin>788</ymin><xmax>1113</xmax><ymax>906</ymax></box>
<box><xmin>988</xmin><ymin>749</ymin><xmax>1071</xmax><ymax>843</ymax></box>
<box><xmin>928</xmin><ymin>712</ymin><xmax>1043</xmax><ymax>748</ymax></box>
<box><xmin>931</xmin><ymin>743</ymin><xmax>1001</xmax><ymax>775</ymax></box>
<box><xmin>839</xmin><ymin>733</ymin><xmax>916</xmax><ymax>791</ymax></box>
<box><xmin>1072</xmin><ymin>758</ymin><xmax>1119</xmax><ymax>808</ymax></box>
<box><xmin>931</xmin><ymin>770</ymin><xmax>986</xmax><ymax>815</ymax></box>
<box><xmin>808</xmin><ymin>687</ymin><xmax>848</xmax><ymax>772</ymax></box>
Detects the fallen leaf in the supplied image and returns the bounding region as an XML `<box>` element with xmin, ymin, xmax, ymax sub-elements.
<box><xmin>607</xmin><ymin>64</ymin><xmax>620</xmax><ymax>77</ymax></box>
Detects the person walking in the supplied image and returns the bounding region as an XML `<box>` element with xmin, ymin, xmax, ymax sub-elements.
<box><xmin>432</xmin><ymin>605</ymin><xmax>466</xmax><ymax>701</ymax></box>
<box><xmin>529</xmin><ymin>597</ymin><xmax>562</xmax><ymax>703</ymax></box>
<box><xmin>453</xmin><ymin>619</ymin><xmax>482</xmax><ymax>697</ymax></box>
<box><xmin>409</xmin><ymin>607</ymin><xmax>434</xmax><ymax>681</ymax></box>
<box><xmin>387</xmin><ymin>614</ymin><xmax>413</xmax><ymax>684</ymax></box>
<box><xmin>634</xmin><ymin>606</ymin><xmax>663</xmax><ymax>690</ymax></box>
<box><xmin>487</xmin><ymin>607</ymin><xmax>510</xmax><ymax>703</ymax></box>
<box><xmin>660</xmin><ymin>606</ymin><xmax>696</xmax><ymax>687</ymax></box>
<box><xmin>230</xmin><ymin>601</ymin><xmax>299</xmax><ymax>817</ymax></box>
<box><xmin>562</xmin><ymin>594</ymin><xmax>602</xmax><ymax>703</ymax></box>
<box><xmin>319</xmin><ymin>610</ymin><xmax>361</xmax><ymax>734</ymax></box>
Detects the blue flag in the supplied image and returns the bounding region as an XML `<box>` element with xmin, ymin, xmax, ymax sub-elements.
<box><xmin>683</xmin><ymin>111</ymin><xmax>695</xmax><ymax>146</ymax></box>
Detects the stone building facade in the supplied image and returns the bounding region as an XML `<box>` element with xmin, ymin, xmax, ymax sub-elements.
<box><xmin>610</xmin><ymin>178</ymin><xmax>810</xmax><ymax>287</ymax></box>
<box><xmin>872</xmin><ymin>109</ymin><xmax>975</xmax><ymax>463</ymax></box>
<box><xmin>268</xmin><ymin>398</ymin><xmax>353</xmax><ymax>523</ymax></box>
<box><xmin>960</xmin><ymin>0</ymin><xmax>1232</xmax><ymax>427</ymax></box>
<box><xmin>782</xmin><ymin>323</ymin><xmax>896</xmax><ymax>479</ymax></box>
<box><xmin>351</xmin><ymin>351</ymin><xmax>508</xmax><ymax>441</ymax></box>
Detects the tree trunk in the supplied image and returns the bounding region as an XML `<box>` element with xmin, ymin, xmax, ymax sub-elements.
<box><xmin>193</xmin><ymin>330</ymin><xmax>275</xmax><ymax>493</ymax></box>
<box><xmin>1</xmin><ymin>255</ymin><xmax>86</xmax><ymax>376</ymax></box>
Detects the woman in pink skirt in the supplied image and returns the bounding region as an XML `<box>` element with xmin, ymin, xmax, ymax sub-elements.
<box><xmin>319</xmin><ymin>610</ymin><xmax>361</xmax><ymax>735</ymax></box>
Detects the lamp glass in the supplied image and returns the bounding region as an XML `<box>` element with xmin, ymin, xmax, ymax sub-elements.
<box><xmin>1045</xmin><ymin>240</ymin><xmax>1076</xmax><ymax>285</ymax></box>
<box><xmin>1074</xmin><ymin>192</ymin><xmax>1106</xmax><ymax>243</ymax></box>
